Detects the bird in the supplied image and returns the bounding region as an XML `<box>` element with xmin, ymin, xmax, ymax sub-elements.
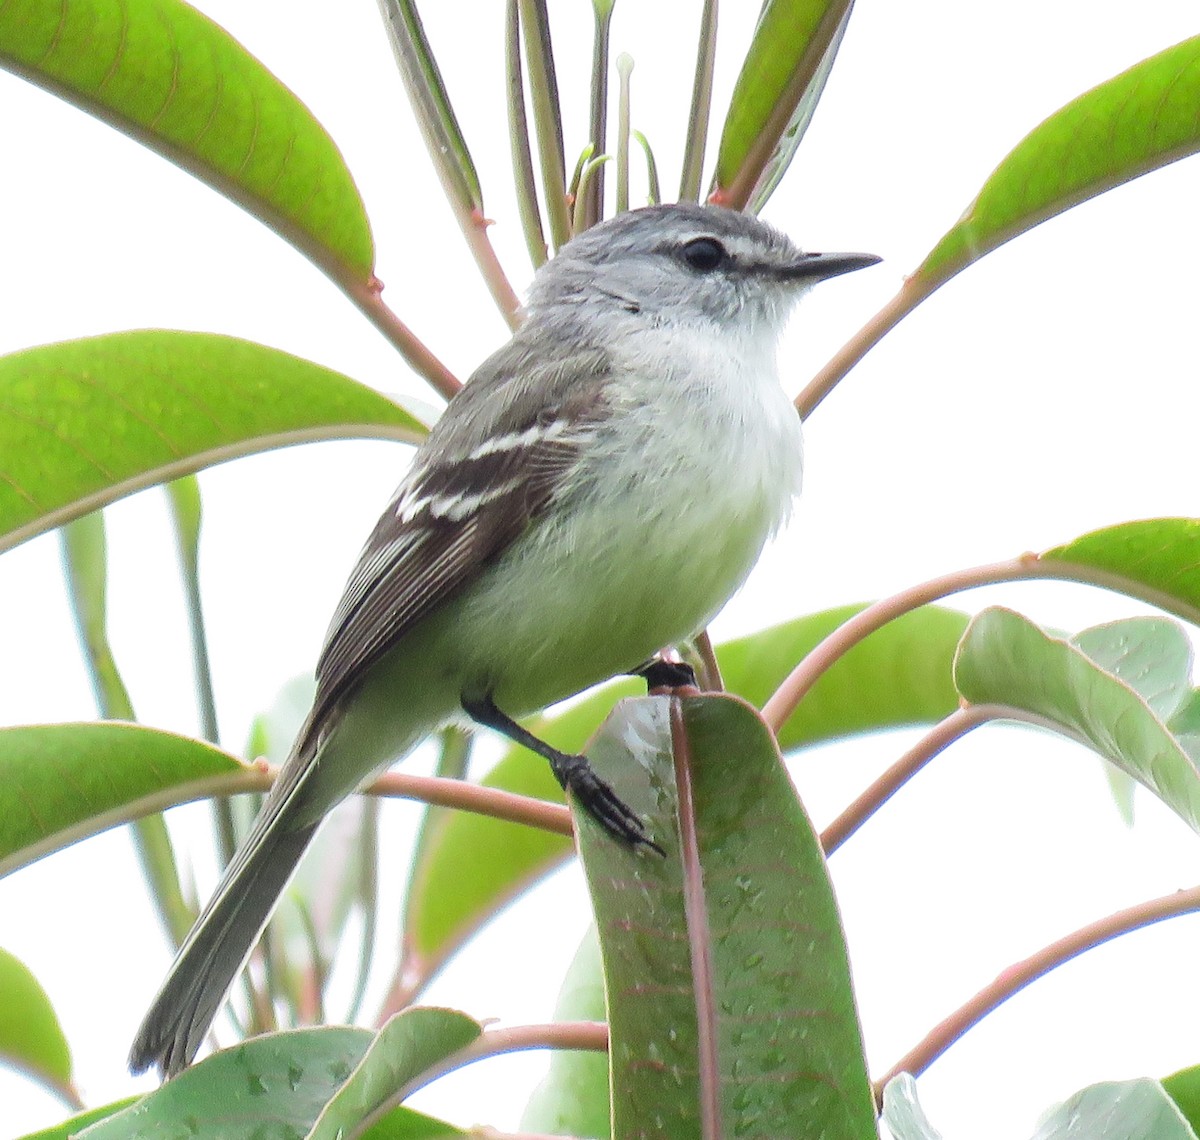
<box><xmin>129</xmin><ymin>201</ymin><xmax>879</xmax><ymax>1078</ymax></box>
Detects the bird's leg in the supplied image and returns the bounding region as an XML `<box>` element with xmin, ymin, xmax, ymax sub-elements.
<box><xmin>461</xmin><ymin>693</ymin><xmax>664</xmax><ymax>856</ymax></box>
<box><xmin>631</xmin><ymin>656</ymin><xmax>697</xmax><ymax>692</ymax></box>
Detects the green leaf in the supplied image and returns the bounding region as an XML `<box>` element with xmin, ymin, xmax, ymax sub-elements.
<box><xmin>518</xmin><ymin>0</ymin><xmax>570</xmax><ymax>248</ymax></box>
<box><xmin>880</xmin><ymin>1074</ymin><xmax>943</xmax><ymax>1140</ymax></box>
<box><xmin>521</xmin><ymin>927</ymin><xmax>610</xmax><ymax>1139</ymax></box>
<box><xmin>0</xmin><ymin>722</ymin><xmax>259</xmax><ymax>877</ymax></box>
<box><xmin>918</xmin><ymin>36</ymin><xmax>1200</xmax><ymax>290</ymax></box>
<box><xmin>578</xmin><ymin>695</ymin><xmax>874</xmax><ymax>1138</ymax></box>
<box><xmin>307</xmin><ymin>1008</ymin><xmax>479</xmax><ymax>1140</ymax></box>
<box><xmin>1042</xmin><ymin>518</ymin><xmax>1200</xmax><ymax>625</ymax></box>
<box><xmin>378</xmin><ymin>1</ymin><xmax>481</xmax><ymax>215</ymax></box>
<box><xmin>0</xmin><ymin>947</ymin><xmax>76</xmax><ymax>1105</ymax></box>
<box><xmin>14</xmin><ymin>1099</ymin><xmax>138</xmax><ymax>1140</ymax></box>
<box><xmin>711</xmin><ymin>0</ymin><xmax>854</xmax><ymax>209</ymax></box>
<box><xmin>746</xmin><ymin>3</ymin><xmax>853</xmax><ymax>214</ymax></box>
<box><xmin>59</xmin><ymin>513</ymin><xmax>135</xmax><ymax>721</ymax></box>
<box><xmin>1168</xmin><ymin>691</ymin><xmax>1200</xmax><ymax>762</ymax></box>
<box><xmin>1074</xmin><ymin>617</ymin><xmax>1196</xmax><ymax>824</ymax></box>
<box><xmin>678</xmin><ymin>0</ymin><xmax>717</xmax><ymax>202</ymax></box>
<box><xmin>1164</xmin><ymin>1063</ymin><xmax>1200</xmax><ymax>1136</ymax></box>
<box><xmin>0</xmin><ymin>331</ymin><xmax>425</xmax><ymax>554</ymax></box>
<box><xmin>75</xmin><ymin>1028</ymin><xmax>462</xmax><ymax>1140</ymax></box>
<box><xmin>166</xmin><ymin>476</ymin><xmax>220</xmax><ymax>745</ymax></box>
<box><xmin>1029</xmin><ymin>1078</ymin><xmax>1197</xmax><ymax>1140</ymax></box>
<box><xmin>954</xmin><ymin>608</ymin><xmax>1200</xmax><ymax>835</ymax></box>
<box><xmin>1073</xmin><ymin>617</ymin><xmax>1194</xmax><ymax>721</ymax></box>
<box><xmin>0</xmin><ymin>0</ymin><xmax>374</xmax><ymax>280</ymax></box>
<box><xmin>60</xmin><ymin>512</ymin><xmax>194</xmax><ymax>944</ymax></box>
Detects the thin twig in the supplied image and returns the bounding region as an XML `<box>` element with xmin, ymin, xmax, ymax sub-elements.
<box><xmin>761</xmin><ymin>557</ymin><xmax>1035</xmax><ymax>733</ymax></box>
<box><xmin>342</xmin><ymin>275</ymin><xmax>461</xmax><ymax>402</ymax></box>
<box><xmin>875</xmin><ymin>882</ymin><xmax>1200</xmax><ymax>1096</ymax></box>
<box><xmin>366</xmin><ymin>770</ymin><xmax>572</xmax><ymax>835</ymax></box>
<box><xmin>796</xmin><ymin>275</ymin><xmax>935</xmax><ymax>420</ymax></box>
<box><xmin>820</xmin><ymin>704</ymin><xmax>1026</xmax><ymax>855</ymax></box>
<box><xmin>693</xmin><ymin>629</ymin><xmax>724</xmax><ymax>692</ymax></box>
<box><xmin>763</xmin><ymin>549</ymin><xmax>1200</xmax><ymax>738</ymax></box>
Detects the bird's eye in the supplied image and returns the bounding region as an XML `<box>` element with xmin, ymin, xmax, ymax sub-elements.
<box><xmin>681</xmin><ymin>237</ymin><xmax>727</xmax><ymax>272</ymax></box>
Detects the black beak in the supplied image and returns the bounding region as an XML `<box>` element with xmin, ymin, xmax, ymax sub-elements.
<box><xmin>779</xmin><ymin>251</ymin><xmax>882</xmax><ymax>281</ymax></box>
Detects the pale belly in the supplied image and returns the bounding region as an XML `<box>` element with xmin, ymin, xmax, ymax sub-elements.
<box><xmin>444</xmin><ymin>401</ymin><xmax>802</xmax><ymax>712</ymax></box>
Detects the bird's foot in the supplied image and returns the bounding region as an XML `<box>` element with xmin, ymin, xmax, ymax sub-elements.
<box><xmin>550</xmin><ymin>751</ymin><xmax>665</xmax><ymax>856</ymax></box>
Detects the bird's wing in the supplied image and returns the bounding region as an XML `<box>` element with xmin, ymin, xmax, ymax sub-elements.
<box><xmin>307</xmin><ymin>359</ymin><xmax>610</xmax><ymax>739</ymax></box>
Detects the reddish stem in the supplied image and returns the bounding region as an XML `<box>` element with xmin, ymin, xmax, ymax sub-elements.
<box><xmin>876</xmin><ymin>883</ymin><xmax>1200</xmax><ymax>1096</ymax></box>
<box><xmin>363</xmin><ymin>769</ymin><xmax>572</xmax><ymax>837</ymax></box>
<box><xmin>761</xmin><ymin>557</ymin><xmax>1035</xmax><ymax>733</ymax></box>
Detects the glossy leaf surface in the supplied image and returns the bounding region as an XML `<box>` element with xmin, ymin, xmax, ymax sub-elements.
<box><xmin>0</xmin><ymin>948</ymin><xmax>74</xmax><ymax>1102</ymax></box>
<box><xmin>1029</xmin><ymin>1079</ymin><xmax>1197</xmax><ymax>1140</ymax></box>
<box><xmin>76</xmin><ymin>1028</ymin><xmax>462</xmax><ymax>1139</ymax></box>
<box><xmin>954</xmin><ymin>608</ymin><xmax>1200</xmax><ymax>834</ymax></box>
<box><xmin>307</xmin><ymin>1008</ymin><xmax>478</xmax><ymax>1140</ymax></box>
<box><xmin>1042</xmin><ymin>518</ymin><xmax>1200</xmax><ymax>624</ymax></box>
<box><xmin>711</xmin><ymin>0</ymin><xmax>854</xmax><ymax>208</ymax></box>
<box><xmin>578</xmin><ymin>695</ymin><xmax>874</xmax><ymax>1138</ymax></box>
<box><xmin>919</xmin><ymin>36</ymin><xmax>1200</xmax><ymax>289</ymax></box>
<box><xmin>0</xmin><ymin>0</ymin><xmax>374</xmax><ymax>278</ymax></box>
<box><xmin>0</xmin><ymin>722</ymin><xmax>260</xmax><ymax>877</ymax></box>
<box><xmin>0</xmin><ymin>331</ymin><xmax>424</xmax><ymax>553</ymax></box>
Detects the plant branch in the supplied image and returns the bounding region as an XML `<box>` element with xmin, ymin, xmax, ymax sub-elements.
<box><xmin>764</xmin><ymin>547</ymin><xmax>1200</xmax><ymax>738</ymax></box>
<box><xmin>762</xmin><ymin>557</ymin><xmax>1035</xmax><ymax>733</ymax></box>
<box><xmin>875</xmin><ymin>882</ymin><xmax>1200</xmax><ymax>1096</ymax></box>
<box><xmin>377</xmin><ymin>0</ymin><xmax>521</xmax><ymax>329</ymax></box>
<box><xmin>692</xmin><ymin>629</ymin><xmax>724</xmax><ymax>692</ymax></box>
<box><xmin>398</xmin><ymin>1021</ymin><xmax>608</xmax><ymax>1108</ymax></box>
<box><xmin>795</xmin><ymin>273</ymin><xmax>936</xmax><ymax>420</ymax></box>
<box><xmin>342</xmin><ymin>275</ymin><xmax>461</xmax><ymax>401</ymax></box>
<box><xmin>6</xmin><ymin>765</ymin><xmax>571</xmax><ymax>881</ymax></box>
<box><xmin>820</xmin><ymin>703</ymin><xmax>1036</xmax><ymax>855</ymax></box>
<box><xmin>367</xmin><ymin>770</ymin><xmax>573</xmax><ymax>835</ymax></box>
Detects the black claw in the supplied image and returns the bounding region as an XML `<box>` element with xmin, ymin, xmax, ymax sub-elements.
<box><xmin>633</xmin><ymin>658</ymin><xmax>697</xmax><ymax>691</ymax></box>
<box><xmin>462</xmin><ymin>691</ymin><xmax>665</xmax><ymax>856</ymax></box>
<box><xmin>551</xmin><ymin>753</ymin><xmax>665</xmax><ymax>856</ymax></box>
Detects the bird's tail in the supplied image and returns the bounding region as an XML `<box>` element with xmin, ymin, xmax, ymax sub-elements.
<box><xmin>128</xmin><ymin>738</ymin><xmax>324</xmax><ymax>1079</ymax></box>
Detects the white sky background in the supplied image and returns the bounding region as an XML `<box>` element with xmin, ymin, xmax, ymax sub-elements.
<box><xmin>2</xmin><ymin>1</ymin><xmax>1200</xmax><ymax>1137</ymax></box>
